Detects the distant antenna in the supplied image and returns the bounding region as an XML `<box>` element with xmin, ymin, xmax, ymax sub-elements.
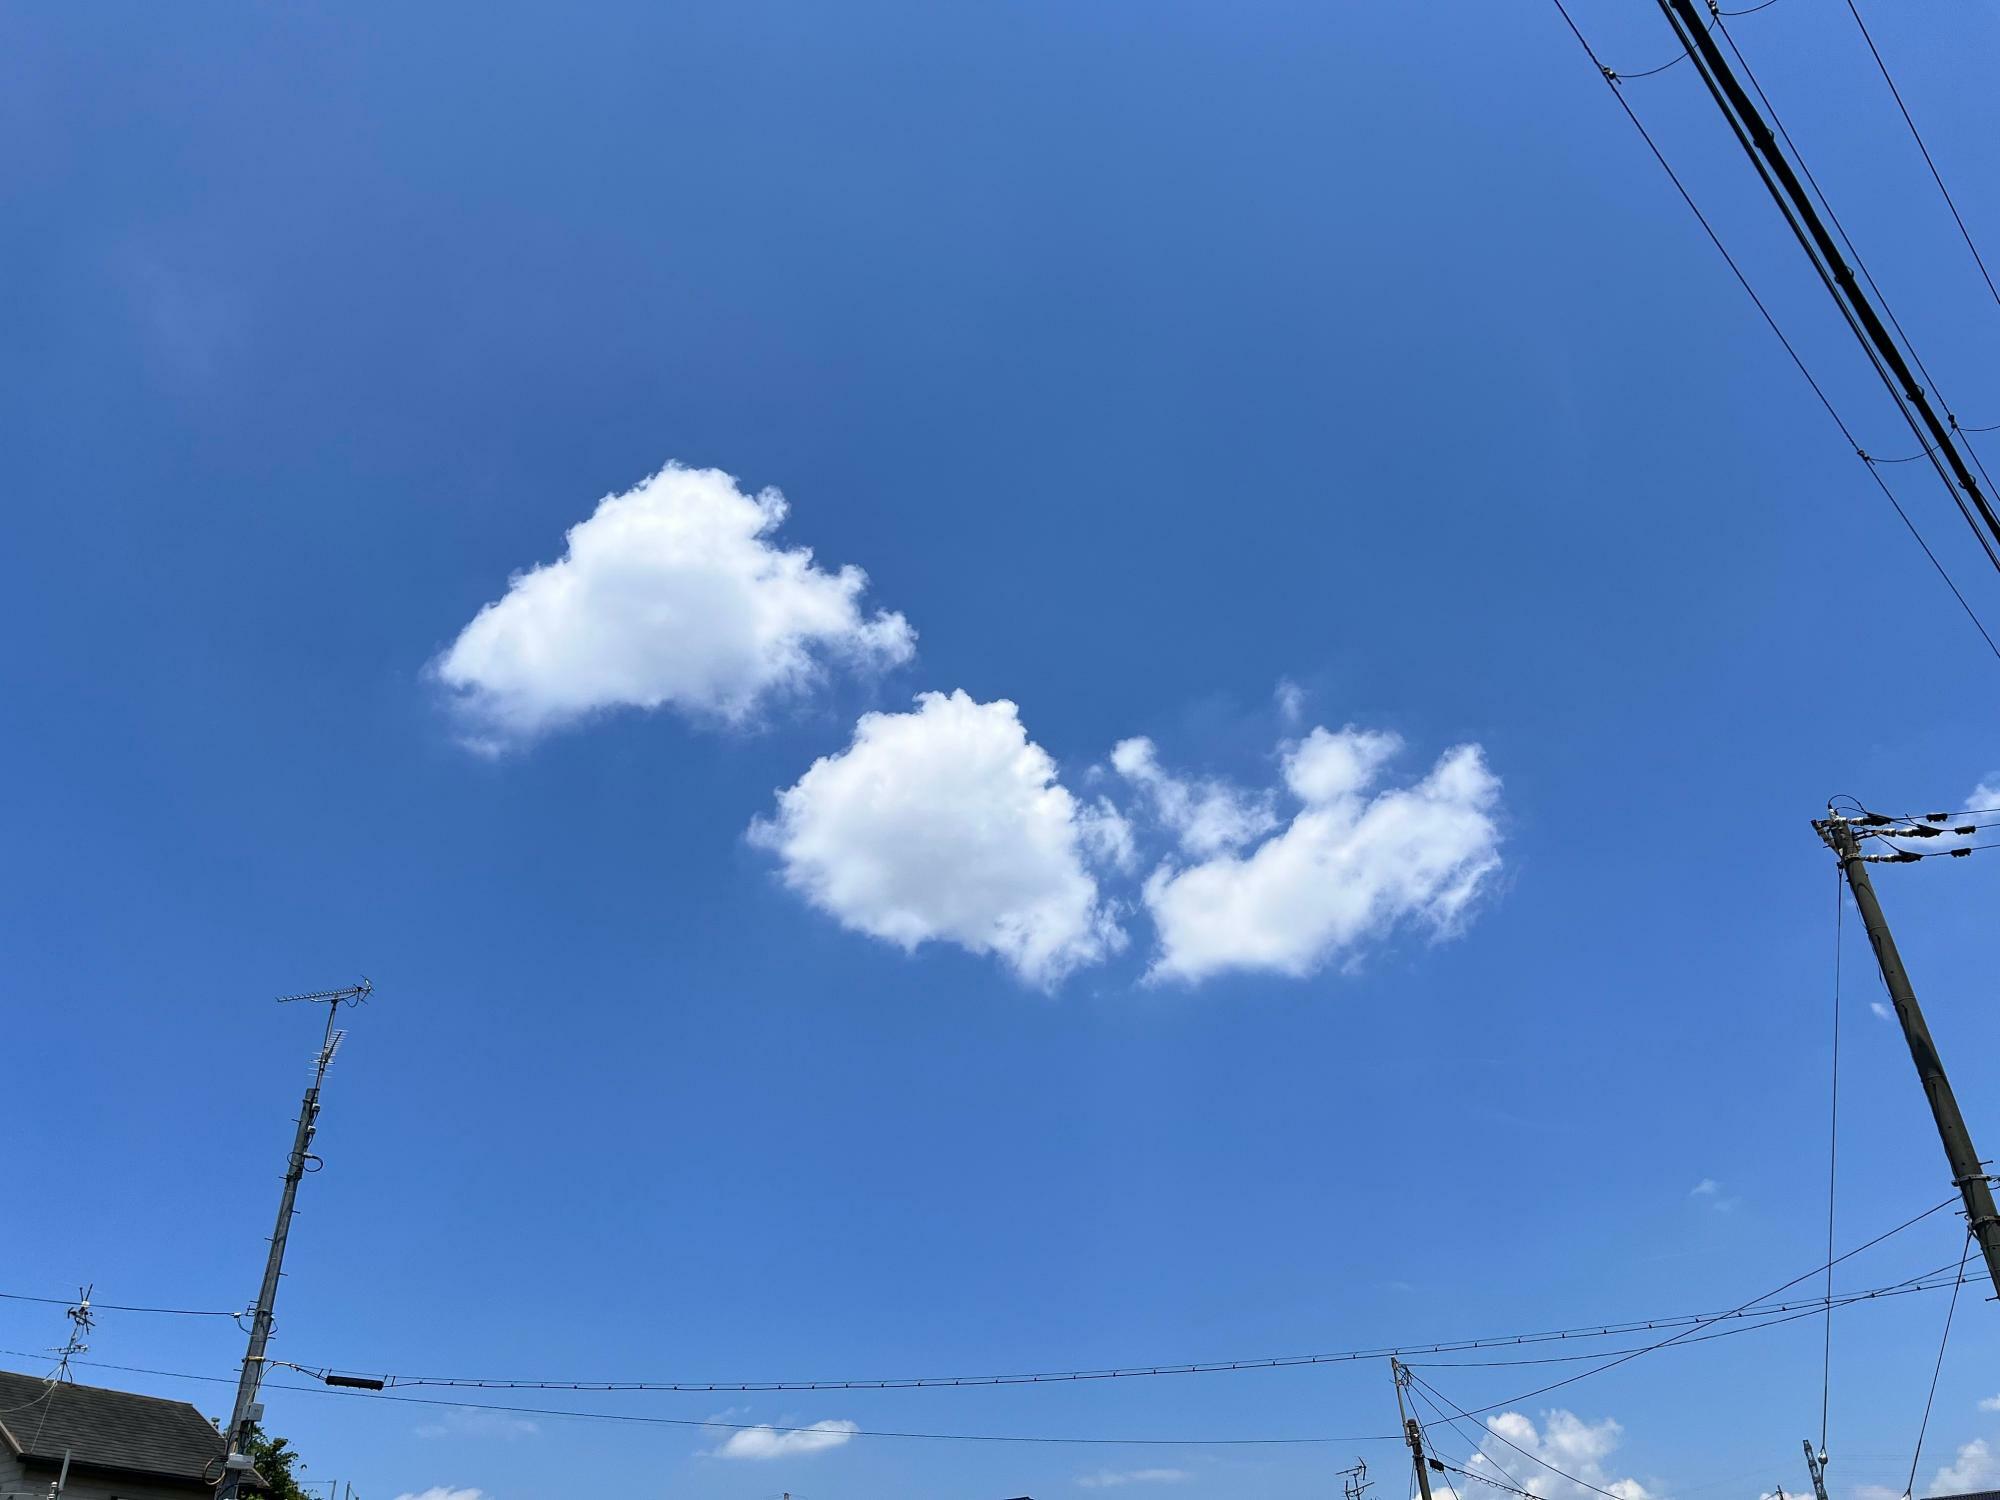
<box><xmin>55</xmin><ymin>1287</ymin><xmax>93</xmax><ymax>1380</ymax></box>
<box><xmin>1339</xmin><ymin>1457</ymin><xmax>1372</xmax><ymax>1500</ymax></box>
<box><xmin>317</xmin><ymin>1031</ymin><xmax>347</xmax><ymax>1072</ymax></box>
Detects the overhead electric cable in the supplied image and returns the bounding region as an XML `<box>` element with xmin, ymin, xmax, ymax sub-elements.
<box><xmin>276</xmin><ymin>1270</ymin><xmax>1967</xmax><ymax>1395</ymax></box>
<box><xmin>1903</xmin><ymin>1232</ymin><xmax>1975</xmax><ymax>1498</ymax></box>
<box><xmin>1402</xmin><ymin>1196</ymin><xmax>1956</xmax><ymax>1419</ymax></box>
<box><xmin>0</xmin><ymin>1350</ymin><xmax>1398</xmax><ymax>1448</ymax></box>
<box><xmin>1822</xmin><ymin>864</ymin><xmax>1843</xmax><ymax>1455</ymax></box>
<box><xmin>1409</xmin><ymin>1372</ymin><xmax>1637</xmax><ymax>1500</ymax></box>
<box><xmin>1542</xmin><ymin>0</ymin><xmax>2000</xmax><ymax>660</ymax></box>
<box><xmin>1840</xmin><ymin>0</ymin><xmax>2000</xmax><ymax>310</ymax></box>
<box><xmin>0</xmin><ymin>1290</ymin><xmax>242</xmax><ymax>1318</ymax></box>
<box><xmin>1656</xmin><ymin>0</ymin><xmax>2000</xmax><ymax>571</ymax></box>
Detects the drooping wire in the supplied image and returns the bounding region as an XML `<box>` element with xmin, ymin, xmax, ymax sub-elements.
<box><xmin>1904</xmin><ymin>1230</ymin><xmax>1975</xmax><ymax>1498</ymax></box>
<box><xmin>1410</xmin><ymin>1196</ymin><xmax>1958</xmax><ymax>1419</ymax></box>
<box><xmin>1822</xmin><ymin>864</ymin><xmax>1843</xmax><ymax>1455</ymax></box>
<box><xmin>1841</xmin><ymin>0</ymin><xmax>2000</xmax><ymax>311</ymax></box>
<box><xmin>1543</xmin><ymin>0</ymin><xmax>2000</xmax><ymax>662</ymax></box>
<box><xmin>1408</xmin><ymin>1371</ymin><xmax>1638</xmax><ymax>1500</ymax></box>
<box><xmin>1408</xmin><ymin>1378</ymin><xmax>1528</xmax><ymax>1495</ymax></box>
<box><xmin>1408</xmin><ymin>1264</ymin><xmax>1969</xmax><ymax>1368</ymax></box>
<box><xmin>0</xmin><ymin>1349</ymin><xmax>1400</xmax><ymax>1448</ymax></box>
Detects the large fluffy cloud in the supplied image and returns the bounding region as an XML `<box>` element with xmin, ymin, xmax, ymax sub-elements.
<box><xmin>751</xmin><ymin>691</ymin><xmax>1128</xmax><ymax>986</ymax></box>
<box><xmin>434</xmin><ymin>463</ymin><xmax>913</xmax><ymax>748</ymax></box>
<box><xmin>1138</xmin><ymin>726</ymin><xmax>1501</xmax><ymax>982</ymax></box>
<box><xmin>1466</xmin><ymin>1410</ymin><xmax>1652</xmax><ymax>1500</ymax></box>
<box><xmin>1935</xmin><ymin>1436</ymin><xmax>2000</xmax><ymax>1493</ymax></box>
<box><xmin>709</xmin><ymin>1419</ymin><xmax>858</xmax><ymax>1461</ymax></box>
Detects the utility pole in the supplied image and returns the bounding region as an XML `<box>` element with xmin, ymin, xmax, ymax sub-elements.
<box><xmin>1391</xmin><ymin>1359</ymin><xmax>1435</xmax><ymax>1500</ymax></box>
<box><xmin>1802</xmin><ymin>1440</ymin><xmax>1830</xmax><ymax>1500</ymax></box>
<box><xmin>1815</xmin><ymin>815</ymin><xmax>2000</xmax><ymax>1298</ymax></box>
<box><xmin>216</xmin><ymin>980</ymin><xmax>372</xmax><ymax>1500</ymax></box>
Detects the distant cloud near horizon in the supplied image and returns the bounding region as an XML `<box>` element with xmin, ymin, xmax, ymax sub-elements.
<box><xmin>433</xmin><ymin>463</ymin><xmax>912</xmax><ymax>751</ymax></box>
<box><xmin>708</xmin><ymin>1418</ymin><xmax>859</xmax><ymax>1460</ymax></box>
<box><xmin>1076</xmin><ymin>1469</ymin><xmax>1191</xmax><ymax>1488</ymax></box>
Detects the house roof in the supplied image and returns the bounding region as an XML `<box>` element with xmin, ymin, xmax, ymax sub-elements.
<box><xmin>0</xmin><ymin>1369</ymin><xmax>235</xmax><ymax>1484</ymax></box>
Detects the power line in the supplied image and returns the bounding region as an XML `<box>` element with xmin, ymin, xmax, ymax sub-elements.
<box><xmin>0</xmin><ymin>1350</ymin><xmax>1399</xmax><ymax>1448</ymax></box>
<box><xmin>0</xmin><ymin>1290</ymin><xmax>243</xmax><ymax>1318</ymax></box>
<box><xmin>1656</xmin><ymin>0</ymin><xmax>2000</xmax><ymax>573</ymax></box>
<box><xmin>1840</xmin><ymin>0</ymin><xmax>2000</xmax><ymax>310</ymax></box>
<box><xmin>1402</xmin><ymin>1196</ymin><xmax>1957</xmax><ymax>1420</ymax></box>
<box><xmin>1822</xmin><ymin>863</ymin><xmax>1843</xmax><ymax>1456</ymax></box>
<box><xmin>1406</xmin><ymin>1267</ymin><xmax>1970</xmax><ymax>1368</ymax></box>
<box><xmin>1408</xmin><ymin>1372</ymin><xmax>1637</xmax><ymax>1500</ymax></box>
<box><xmin>1542</xmin><ymin>0</ymin><xmax>2000</xmax><ymax>661</ymax></box>
<box><xmin>268</xmin><ymin>1271</ymin><xmax>1968</xmax><ymax>1396</ymax></box>
<box><xmin>1903</xmin><ymin>1231</ymin><xmax>1974</xmax><ymax>1498</ymax></box>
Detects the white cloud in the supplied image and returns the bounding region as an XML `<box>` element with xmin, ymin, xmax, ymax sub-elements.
<box><xmin>1690</xmin><ymin>1179</ymin><xmax>1719</xmax><ymax>1197</ymax></box>
<box><xmin>1275</xmin><ymin>678</ymin><xmax>1306</xmax><ymax>725</ymax></box>
<box><xmin>414</xmin><ymin>1407</ymin><xmax>539</xmax><ymax>1439</ymax></box>
<box><xmin>1111</xmin><ymin>736</ymin><xmax>1278</xmax><ymax>857</ymax></box>
<box><xmin>433</xmin><ymin>463</ymin><xmax>913</xmax><ymax>748</ymax></box>
<box><xmin>1935</xmin><ymin>1436</ymin><xmax>2000</xmax><ymax>1493</ymax></box>
<box><xmin>1980</xmin><ymin>1394</ymin><xmax>2000</xmax><ymax>1413</ymax></box>
<box><xmin>393</xmin><ymin>1489</ymin><xmax>485</xmax><ymax>1500</ymax></box>
<box><xmin>1872</xmin><ymin>1001</ymin><xmax>1894</xmax><ymax>1021</ymax></box>
<box><xmin>752</xmin><ymin>691</ymin><xmax>1126</xmax><ymax>986</ymax></box>
<box><xmin>1139</xmin><ymin>726</ymin><xmax>1502</xmax><ymax>982</ymax></box>
<box><xmin>1076</xmin><ymin>1470</ymin><xmax>1191</xmax><ymax>1488</ymax></box>
<box><xmin>709</xmin><ymin>1419</ymin><xmax>859</xmax><ymax>1461</ymax></box>
<box><xmin>1466</xmin><ymin>1410</ymin><xmax>1653</xmax><ymax>1500</ymax></box>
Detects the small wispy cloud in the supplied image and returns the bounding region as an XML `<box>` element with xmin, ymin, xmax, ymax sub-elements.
<box><xmin>1076</xmin><ymin>1470</ymin><xmax>1191</xmax><ymax>1489</ymax></box>
<box><xmin>1871</xmin><ymin>1001</ymin><xmax>1893</xmax><ymax>1021</ymax></box>
<box><xmin>414</xmin><ymin>1407</ymin><xmax>539</xmax><ymax>1440</ymax></box>
<box><xmin>1979</xmin><ymin>1394</ymin><xmax>2000</xmax><ymax>1412</ymax></box>
<box><xmin>707</xmin><ymin>1418</ymin><xmax>858</xmax><ymax>1460</ymax></box>
<box><xmin>1690</xmin><ymin>1179</ymin><xmax>1737</xmax><ymax>1212</ymax></box>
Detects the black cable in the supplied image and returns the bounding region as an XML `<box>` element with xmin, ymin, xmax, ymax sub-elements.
<box><xmin>1695</xmin><ymin>10</ymin><xmax>2000</xmax><ymax>583</ymax></box>
<box><xmin>1409</xmin><ymin>1372</ymin><xmax>1639</xmax><ymax>1500</ymax></box>
<box><xmin>288</xmin><ymin>1273</ymin><xmax>1966</xmax><ymax>1396</ymax></box>
<box><xmin>1678</xmin><ymin>3</ymin><xmax>2000</xmax><ymax>576</ymax></box>
<box><xmin>1823</xmin><ymin>865</ymin><xmax>1843</xmax><ymax>1456</ymax></box>
<box><xmin>1411</xmin><ymin>1196</ymin><xmax>1957</xmax><ymax>1419</ymax></box>
<box><xmin>0</xmin><ymin>1349</ymin><xmax>1400</xmax><ymax>1448</ymax></box>
<box><xmin>1408</xmin><ymin>1268</ymin><xmax>1969</xmax><ymax>1368</ymax></box>
<box><xmin>1544</xmin><ymin>0</ymin><xmax>2000</xmax><ymax>661</ymax></box>
<box><xmin>1904</xmin><ymin>1231</ymin><xmax>1974</xmax><ymax>1497</ymax></box>
<box><xmin>0</xmin><ymin>1290</ymin><xmax>242</xmax><ymax>1318</ymax></box>
<box><xmin>1842</xmin><ymin>0</ymin><xmax>2000</xmax><ymax>311</ymax></box>
<box><xmin>1408</xmin><ymin>1379</ymin><xmax>1529</xmax><ymax>1495</ymax></box>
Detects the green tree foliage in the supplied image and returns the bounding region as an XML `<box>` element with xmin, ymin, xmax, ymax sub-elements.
<box><xmin>244</xmin><ymin>1427</ymin><xmax>312</xmax><ymax>1500</ymax></box>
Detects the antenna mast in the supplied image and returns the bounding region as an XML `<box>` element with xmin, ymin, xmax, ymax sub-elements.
<box><xmin>216</xmin><ymin>980</ymin><xmax>372</xmax><ymax>1500</ymax></box>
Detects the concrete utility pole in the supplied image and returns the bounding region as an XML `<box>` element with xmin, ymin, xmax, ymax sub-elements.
<box><xmin>1816</xmin><ymin>817</ymin><xmax>2000</xmax><ymax>1299</ymax></box>
<box><xmin>217</xmin><ymin>981</ymin><xmax>372</xmax><ymax>1500</ymax></box>
<box><xmin>1391</xmin><ymin>1359</ymin><xmax>1435</xmax><ymax>1500</ymax></box>
<box><xmin>1801</xmin><ymin>1439</ymin><xmax>1831</xmax><ymax>1500</ymax></box>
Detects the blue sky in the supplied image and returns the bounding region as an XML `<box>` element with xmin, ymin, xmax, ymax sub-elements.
<box><xmin>5</xmin><ymin>2</ymin><xmax>2000</xmax><ymax>1498</ymax></box>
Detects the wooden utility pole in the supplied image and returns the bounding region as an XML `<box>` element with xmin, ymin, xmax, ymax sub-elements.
<box><xmin>1815</xmin><ymin>815</ymin><xmax>2000</xmax><ymax>1299</ymax></box>
<box><xmin>1391</xmin><ymin>1359</ymin><xmax>1435</xmax><ymax>1500</ymax></box>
